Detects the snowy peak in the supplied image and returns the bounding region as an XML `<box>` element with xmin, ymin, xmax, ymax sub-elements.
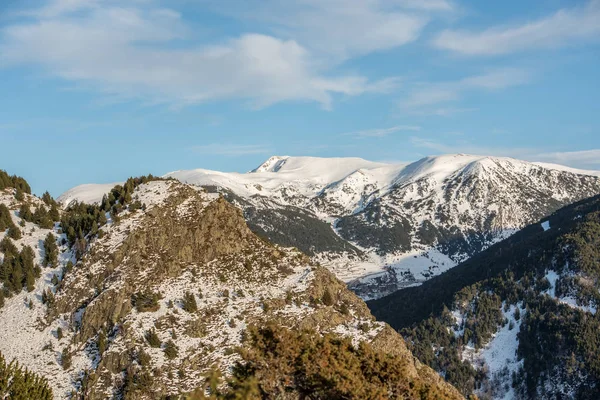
<box><xmin>251</xmin><ymin>155</ymin><xmax>388</xmax><ymax>182</ymax></box>
<box><xmin>250</xmin><ymin>155</ymin><xmax>290</xmax><ymax>173</ymax></box>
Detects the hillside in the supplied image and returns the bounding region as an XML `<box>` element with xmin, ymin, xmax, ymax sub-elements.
<box><xmin>1</xmin><ymin>174</ymin><xmax>462</xmax><ymax>399</ymax></box>
<box><xmin>59</xmin><ymin>154</ymin><xmax>600</xmax><ymax>300</ymax></box>
<box><xmin>369</xmin><ymin>194</ymin><xmax>600</xmax><ymax>399</ymax></box>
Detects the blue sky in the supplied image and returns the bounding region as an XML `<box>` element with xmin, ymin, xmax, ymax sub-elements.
<box><xmin>0</xmin><ymin>0</ymin><xmax>599</xmax><ymax>196</ymax></box>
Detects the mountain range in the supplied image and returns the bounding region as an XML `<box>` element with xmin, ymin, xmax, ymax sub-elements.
<box><xmin>2</xmin><ymin>153</ymin><xmax>600</xmax><ymax>399</ymax></box>
<box><xmin>59</xmin><ymin>154</ymin><xmax>600</xmax><ymax>300</ymax></box>
<box><xmin>0</xmin><ymin>175</ymin><xmax>461</xmax><ymax>399</ymax></box>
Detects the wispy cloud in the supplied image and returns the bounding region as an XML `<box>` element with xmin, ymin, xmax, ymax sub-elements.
<box><xmin>433</xmin><ymin>0</ymin><xmax>600</xmax><ymax>56</ymax></box>
<box><xmin>190</xmin><ymin>143</ymin><xmax>272</xmax><ymax>157</ymax></box>
<box><xmin>205</xmin><ymin>0</ymin><xmax>454</xmax><ymax>61</ymax></box>
<box><xmin>533</xmin><ymin>149</ymin><xmax>600</xmax><ymax>169</ymax></box>
<box><xmin>343</xmin><ymin>125</ymin><xmax>421</xmax><ymax>138</ymax></box>
<box><xmin>411</xmin><ymin>136</ymin><xmax>600</xmax><ymax>170</ymax></box>
<box><xmin>0</xmin><ymin>0</ymin><xmax>404</xmax><ymax>110</ymax></box>
<box><xmin>400</xmin><ymin>68</ymin><xmax>530</xmax><ymax>114</ymax></box>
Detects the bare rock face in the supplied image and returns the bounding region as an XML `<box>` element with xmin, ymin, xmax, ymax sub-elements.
<box><xmin>11</xmin><ymin>180</ymin><xmax>460</xmax><ymax>399</ymax></box>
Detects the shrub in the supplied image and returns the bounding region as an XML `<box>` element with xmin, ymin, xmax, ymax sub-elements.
<box><xmin>181</xmin><ymin>291</ymin><xmax>198</xmax><ymax>313</ymax></box>
<box><xmin>164</xmin><ymin>340</ymin><xmax>178</xmax><ymax>360</ymax></box>
<box><xmin>132</xmin><ymin>291</ymin><xmax>161</xmax><ymax>312</ymax></box>
<box><xmin>145</xmin><ymin>329</ymin><xmax>161</xmax><ymax>348</ymax></box>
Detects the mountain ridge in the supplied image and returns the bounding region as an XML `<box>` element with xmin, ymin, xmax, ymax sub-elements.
<box><xmin>0</xmin><ymin>176</ymin><xmax>462</xmax><ymax>399</ymax></box>
<box><xmin>56</xmin><ymin>154</ymin><xmax>600</xmax><ymax>300</ymax></box>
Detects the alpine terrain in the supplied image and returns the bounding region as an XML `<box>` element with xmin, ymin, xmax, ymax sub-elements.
<box><xmin>0</xmin><ymin>170</ymin><xmax>462</xmax><ymax>399</ymax></box>
<box><xmin>369</xmin><ymin>194</ymin><xmax>600</xmax><ymax>399</ymax></box>
<box><xmin>60</xmin><ymin>154</ymin><xmax>600</xmax><ymax>300</ymax></box>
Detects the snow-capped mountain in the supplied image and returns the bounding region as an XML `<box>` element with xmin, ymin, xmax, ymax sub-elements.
<box><xmin>58</xmin><ymin>154</ymin><xmax>600</xmax><ymax>299</ymax></box>
<box><xmin>369</xmin><ymin>193</ymin><xmax>600</xmax><ymax>399</ymax></box>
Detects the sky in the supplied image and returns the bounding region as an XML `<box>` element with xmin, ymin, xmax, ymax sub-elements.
<box><xmin>0</xmin><ymin>0</ymin><xmax>599</xmax><ymax>196</ymax></box>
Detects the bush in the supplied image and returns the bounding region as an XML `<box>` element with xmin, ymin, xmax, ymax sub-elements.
<box><xmin>181</xmin><ymin>291</ymin><xmax>198</xmax><ymax>313</ymax></box>
<box><xmin>145</xmin><ymin>329</ymin><xmax>161</xmax><ymax>348</ymax></box>
<box><xmin>132</xmin><ymin>291</ymin><xmax>161</xmax><ymax>312</ymax></box>
<box><xmin>0</xmin><ymin>351</ymin><xmax>53</xmax><ymax>399</ymax></box>
<box><xmin>164</xmin><ymin>340</ymin><xmax>178</xmax><ymax>360</ymax></box>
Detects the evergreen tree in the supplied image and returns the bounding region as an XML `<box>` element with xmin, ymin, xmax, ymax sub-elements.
<box><xmin>7</xmin><ymin>225</ymin><xmax>21</xmax><ymax>240</ymax></box>
<box><xmin>164</xmin><ymin>340</ymin><xmax>178</xmax><ymax>360</ymax></box>
<box><xmin>0</xmin><ymin>350</ymin><xmax>53</xmax><ymax>399</ymax></box>
<box><xmin>14</xmin><ymin>188</ymin><xmax>24</xmax><ymax>202</ymax></box>
<box><xmin>182</xmin><ymin>291</ymin><xmax>198</xmax><ymax>313</ymax></box>
<box><xmin>145</xmin><ymin>329</ymin><xmax>161</xmax><ymax>348</ymax></box>
<box><xmin>43</xmin><ymin>233</ymin><xmax>58</xmax><ymax>268</ymax></box>
<box><xmin>0</xmin><ymin>204</ymin><xmax>16</xmax><ymax>232</ymax></box>
<box><xmin>18</xmin><ymin>204</ymin><xmax>32</xmax><ymax>222</ymax></box>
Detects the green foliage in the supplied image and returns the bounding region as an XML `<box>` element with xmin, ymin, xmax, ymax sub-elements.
<box><xmin>372</xmin><ymin>196</ymin><xmax>600</xmax><ymax>398</ymax></box>
<box><xmin>163</xmin><ymin>340</ymin><xmax>178</xmax><ymax>360</ymax></box>
<box><xmin>0</xmin><ymin>204</ymin><xmax>17</xmax><ymax>232</ymax></box>
<box><xmin>14</xmin><ymin>188</ymin><xmax>24</xmax><ymax>202</ymax></box>
<box><xmin>217</xmin><ymin>187</ymin><xmax>362</xmax><ymax>257</ymax></box>
<box><xmin>131</xmin><ymin>291</ymin><xmax>161</xmax><ymax>312</ymax></box>
<box><xmin>18</xmin><ymin>204</ymin><xmax>32</xmax><ymax>222</ymax></box>
<box><xmin>145</xmin><ymin>329</ymin><xmax>161</xmax><ymax>348</ymax></box>
<box><xmin>215</xmin><ymin>324</ymin><xmax>457</xmax><ymax>400</ymax></box>
<box><xmin>59</xmin><ymin>175</ymin><xmax>162</xmax><ymax>256</ymax></box>
<box><xmin>0</xmin><ymin>351</ymin><xmax>53</xmax><ymax>399</ymax></box>
<box><xmin>0</xmin><ymin>242</ymin><xmax>39</xmax><ymax>298</ymax></box>
<box><xmin>7</xmin><ymin>225</ymin><xmax>21</xmax><ymax>240</ymax></box>
<box><xmin>42</xmin><ymin>233</ymin><xmax>58</xmax><ymax>268</ymax></box>
<box><xmin>61</xmin><ymin>348</ymin><xmax>72</xmax><ymax>370</ymax></box>
<box><xmin>0</xmin><ymin>170</ymin><xmax>31</xmax><ymax>194</ymax></box>
<box><xmin>41</xmin><ymin>289</ymin><xmax>55</xmax><ymax>305</ymax></box>
<box><xmin>181</xmin><ymin>291</ymin><xmax>198</xmax><ymax>313</ymax></box>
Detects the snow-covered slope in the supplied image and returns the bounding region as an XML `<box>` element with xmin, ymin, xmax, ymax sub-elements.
<box><xmin>370</xmin><ymin>193</ymin><xmax>600</xmax><ymax>399</ymax></box>
<box><xmin>58</xmin><ymin>155</ymin><xmax>600</xmax><ymax>299</ymax></box>
<box><xmin>2</xmin><ymin>181</ymin><xmax>462</xmax><ymax>399</ymax></box>
<box><xmin>58</xmin><ymin>182</ymin><xmax>121</xmax><ymax>206</ymax></box>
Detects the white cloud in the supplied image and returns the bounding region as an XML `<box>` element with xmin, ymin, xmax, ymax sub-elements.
<box><xmin>343</xmin><ymin>125</ymin><xmax>421</xmax><ymax>138</ymax></box>
<box><xmin>533</xmin><ymin>149</ymin><xmax>600</xmax><ymax>169</ymax></box>
<box><xmin>205</xmin><ymin>0</ymin><xmax>455</xmax><ymax>61</ymax></box>
<box><xmin>191</xmin><ymin>143</ymin><xmax>272</xmax><ymax>156</ymax></box>
<box><xmin>411</xmin><ymin>137</ymin><xmax>600</xmax><ymax>170</ymax></box>
<box><xmin>0</xmin><ymin>0</ymin><xmax>399</xmax><ymax>109</ymax></box>
<box><xmin>400</xmin><ymin>68</ymin><xmax>530</xmax><ymax>114</ymax></box>
<box><xmin>433</xmin><ymin>0</ymin><xmax>600</xmax><ymax>55</ymax></box>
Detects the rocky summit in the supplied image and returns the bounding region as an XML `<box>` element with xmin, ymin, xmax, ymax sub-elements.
<box><xmin>0</xmin><ymin>176</ymin><xmax>461</xmax><ymax>399</ymax></box>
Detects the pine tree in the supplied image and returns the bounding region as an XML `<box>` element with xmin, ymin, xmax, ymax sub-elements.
<box><xmin>145</xmin><ymin>329</ymin><xmax>161</xmax><ymax>348</ymax></box>
<box><xmin>43</xmin><ymin>233</ymin><xmax>58</xmax><ymax>268</ymax></box>
<box><xmin>182</xmin><ymin>291</ymin><xmax>198</xmax><ymax>313</ymax></box>
<box><xmin>49</xmin><ymin>204</ymin><xmax>60</xmax><ymax>222</ymax></box>
<box><xmin>42</xmin><ymin>191</ymin><xmax>53</xmax><ymax>206</ymax></box>
<box><xmin>164</xmin><ymin>340</ymin><xmax>178</xmax><ymax>360</ymax></box>
<box><xmin>18</xmin><ymin>204</ymin><xmax>32</xmax><ymax>222</ymax></box>
<box><xmin>7</xmin><ymin>225</ymin><xmax>21</xmax><ymax>240</ymax></box>
<box><xmin>8</xmin><ymin>262</ymin><xmax>23</xmax><ymax>293</ymax></box>
<box><xmin>14</xmin><ymin>188</ymin><xmax>24</xmax><ymax>202</ymax></box>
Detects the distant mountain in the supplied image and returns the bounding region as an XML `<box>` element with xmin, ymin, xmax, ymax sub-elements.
<box><xmin>2</xmin><ymin>177</ymin><xmax>462</xmax><ymax>399</ymax></box>
<box><xmin>368</xmin><ymin>194</ymin><xmax>600</xmax><ymax>399</ymax></box>
<box><xmin>59</xmin><ymin>154</ymin><xmax>600</xmax><ymax>299</ymax></box>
